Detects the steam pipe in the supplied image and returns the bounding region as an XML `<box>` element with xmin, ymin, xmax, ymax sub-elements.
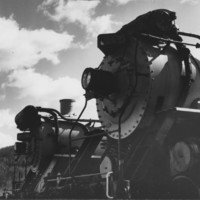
<box><xmin>36</xmin><ymin>107</ymin><xmax>59</xmax><ymax>137</ymax></box>
<box><xmin>71</xmin><ymin>131</ymin><xmax>106</xmax><ymax>142</ymax></box>
<box><xmin>178</xmin><ymin>31</ymin><xmax>200</xmax><ymax>40</ymax></box>
<box><xmin>68</xmin><ymin>97</ymin><xmax>88</xmax><ymax>177</ymax></box>
<box><xmin>37</xmin><ymin>107</ymin><xmax>100</xmax><ymax>123</ymax></box>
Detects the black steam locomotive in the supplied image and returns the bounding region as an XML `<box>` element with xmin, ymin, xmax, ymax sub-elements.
<box><xmin>13</xmin><ymin>11</ymin><xmax>200</xmax><ymax>199</ymax></box>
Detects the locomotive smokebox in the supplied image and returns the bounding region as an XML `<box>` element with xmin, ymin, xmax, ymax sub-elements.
<box><xmin>81</xmin><ymin>35</ymin><xmax>200</xmax><ymax>141</ymax></box>
<box><xmin>59</xmin><ymin>99</ymin><xmax>74</xmax><ymax>115</ymax></box>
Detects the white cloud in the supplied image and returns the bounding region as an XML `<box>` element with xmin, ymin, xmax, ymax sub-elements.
<box><xmin>6</xmin><ymin>68</ymin><xmax>84</xmax><ymax>106</ymax></box>
<box><xmin>0</xmin><ymin>17</ymin><xmax>74</xmax><ymax>71</ymax></box>
<box><xmin>180</xmin><ymin>0</ymin><xmax>199</xmax><ymax>5</ymax></box>
<box><xmin>0</xmin><ymin>94</ymin><xmax>6</xmax><ymax>101</ymax></box>
<box><xmin>72</xmin><ymin>97</ymin><xmax>98</xmax><ymax>120</ymax></box>
<box><xmin>189</xmin><ymin>47</ymin><xmax>200</xmax><ymax>61</ymax></box>
<box><xmin>40</xmin><ymin>0</ymin><xmax>100</xmax><ymax>23</ymax></box>
<box><xmin>0</xmin><ymin>109</ymin><xmax>16</xmax><ymax>148</ymax></box>
<box><xmin>5</xmin><ymin>68</ymin><xmax>98</xmax><ymax>120</ymax></box>
<box><xmin>108</xmin><ymin>0</ymin><xmax>132</xmax><ymax>5</ymax></box>
<box><xmin>0</xmin><ymin>109</ymin><xmax>15</xmax><ymax>129</ymax></box>
<box><xmin>88</xmin><ymin>15</ymin><xmax>118</xmax><ymax>37</ymax></box>
<box><xmin>39</xmin><ymin>0</ymin><xmax>120</xmax><ymax>37</ymax></box>
<box><xmin>0</xmin><ymin>132</ymin><xmax>15</xmax><ymax>148</ymax></box>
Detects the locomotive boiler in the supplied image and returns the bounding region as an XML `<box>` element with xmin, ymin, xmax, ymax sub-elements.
<box><xmin>13</xmin><ymin>15</ymin><xmax>200</xmax><ymax>199</ymax></box>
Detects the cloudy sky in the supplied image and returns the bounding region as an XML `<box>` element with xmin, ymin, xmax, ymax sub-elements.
<box><xmin>0</xmin><ymin>0</ymin><xmax>199</xmax><ymax>148</ymax></box>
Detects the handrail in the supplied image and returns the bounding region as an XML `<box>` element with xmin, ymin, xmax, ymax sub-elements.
<box><xmin>47</xmin><ymin>172</ymin><xmax>108</xmax><ymax>182</ymax></box>
<box><xmin>140</xmin><ymin>33</ymin><xmax>200</xmax><ymax>48</ymax></box>
<box><xmin>106</xmin><ymin>171</ymin><xmax>114</xmax><ymax>199</ymax></box>
<box><xmin>178</xmin><ymin>31</ymin><xmax>200</xmax><ymax>40</ymax></box>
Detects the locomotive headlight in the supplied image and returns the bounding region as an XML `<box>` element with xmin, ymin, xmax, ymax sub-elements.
<box><xmin>82</xmin><ymin>68</ymin><xmax>92</xmax><ymax>90</ymax></box>
<box><xmin>15</xmin><ymin>105</ymin><xmax>41</xmax><ymax>131</ymax></box>
<box><xmin>81</xmin><ymin>68</ymin><xmax>118</xmax><ymax>99</ymax></box>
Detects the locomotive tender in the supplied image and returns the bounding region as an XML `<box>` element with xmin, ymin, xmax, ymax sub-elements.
<box><xmin>13</xmin><ymin>11</ymin><xmax>200</xmax><ymax>199</ymax></box>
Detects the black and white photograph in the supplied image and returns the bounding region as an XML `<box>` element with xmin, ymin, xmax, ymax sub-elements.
<box><xmin>0</xmin><ymin>0</ymin><xmax>200</xmax><ymax>199</ymax></box>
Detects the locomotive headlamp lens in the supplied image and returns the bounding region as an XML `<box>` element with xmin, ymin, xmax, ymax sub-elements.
<box><xmin>82</xmin><ymin>68</ymin><xmax>92</xmax><ymax>90</ymax></box>
<box><xmin>81</xmin><ymin>68</ymin><xmax>118</xmax><ymax>98</ymax></box>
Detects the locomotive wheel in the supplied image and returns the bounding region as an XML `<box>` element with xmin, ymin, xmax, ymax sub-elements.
<box><xmin>171</xmin><ymin>175</ymin><xmax>200</xmax><ymax>198</ymax></box>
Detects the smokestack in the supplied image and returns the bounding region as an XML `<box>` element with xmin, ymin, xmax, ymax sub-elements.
<box><xmin>59</xmin><ymin>99</ymin><xmax>74</xmax><ymax>115</ymax></box>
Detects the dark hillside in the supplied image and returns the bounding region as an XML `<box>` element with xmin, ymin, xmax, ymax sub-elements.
<box><xmin>0</xmin><ymin>146</ymin><xmax>14</xmax><ymax>190</ymax></box>
<box><xmin>0</xmin><ymin>145</ymin><xmax>28</xmax><ymax>196</ymax></box>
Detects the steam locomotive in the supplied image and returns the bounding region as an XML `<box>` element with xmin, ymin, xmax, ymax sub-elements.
<box><xmin>13</xmin><ymin>15</ymin><xmax>200</xmax><ymax>199</ymax></box>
